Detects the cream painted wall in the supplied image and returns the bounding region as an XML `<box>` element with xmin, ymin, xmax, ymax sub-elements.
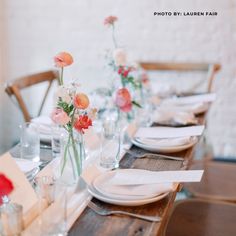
<box><xmin>1</xmin><ymin>0</ymin><xmax>236</xmax><ymax>155</ymax></box>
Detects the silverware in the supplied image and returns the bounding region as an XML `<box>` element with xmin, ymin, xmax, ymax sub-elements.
<box><xmin>40</xmin><ymin>144</ymin><xmax>52</xmax><ymax>150</ymax></box>
<box><xmin>88</xmin><ymin>201</ymin><xmax>162</xmax><ymax>222</ymax></box>
<box><xmin>124</xmin><ymin>149</ymin><xmax>184</xmax><ymax>161</ymax></box>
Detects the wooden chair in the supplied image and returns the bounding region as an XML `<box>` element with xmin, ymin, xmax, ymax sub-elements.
<box><xmin>5</xmin><ymin>70</ymin><xmax>59</xmax><ymax>122</ymax></box>
<box><xmin>184</xmin><ymin>160</ymin><xmax>236</xmax><ymax>203</ymax></box>
<box><xmin>138</xmin><ymin>62</ymin><xmax>221</xmax><ymax>92</ymax></box>
<box><xmin>164</xmin><ymin>199</ymin><xmax>236</xmax><ymax>236</ymax></box>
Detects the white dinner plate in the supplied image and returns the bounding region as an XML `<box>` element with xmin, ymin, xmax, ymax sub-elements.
<box><xmin>87</xmin><ymin>183</ymin><xmax>169</xmax><ymax>206</ymax></box>
<box><xmin>131</xmin><ymin>136</ymin><xmax>198</xmax><ymax>153</ymax></box>
<box><xmin>92</xmin><ymin>171</ymin><xmax>173</xmax><ymax>201</ymax></box>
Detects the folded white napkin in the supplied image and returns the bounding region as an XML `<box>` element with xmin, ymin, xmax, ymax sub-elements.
<box><xmin>160</xmin><ymin>102</ymin><xmax>209</xmax><ymax>115</ymax></box>
<box><xmin>14</xmin><ymin>158</ymin><xmax>40</xmax><ymax>174</ymax></box>
<box><xmin>31</xmin><ymin>116</ymin><xmax>53</xmax><ymax>135</ymax></box>
<box><xmin>152</xmin><ymin>110</ymin><xmax>197</xmax><ymax>125</ymax></box>
<box><xmin>104</xmin><ymin>169</ymin><xmax>204</xmax><ymax>186</ymax></box>
<box><xmin>162</xmin><ymin>93</ymin><xmax>216</xmax><ymax>105</ymax></box>
<box><xmin>135</xmin><ymin>136</ymin><xmax>192</xmax><ymax>147</ymax></box>
<box><xmin>134</xmin><ymin>126</ymin><xmax>204</xmax><ymax>139</ymax></box>
<box><xmin>151</xmin><ymin>82</ymin><xmax>176</xmax><ymax>98</ymax></box>
<box><xmin>31</xmin><ymin>116</ymin><xmax>53</xmax><ymax>126</ymax></box>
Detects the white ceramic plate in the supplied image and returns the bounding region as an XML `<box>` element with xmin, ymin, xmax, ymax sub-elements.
<box><xmin>131</xmin><ymin>136</ymin><xmax>198</xmax><ymax>153</ymax></box>
<box><xmin>93</xmin><ymin>173</ymin><xmax>161</xmax><ymax>200</ymax></box>
<box><xmin>87</xmin><ymin>184</ymin><xmax>169</xmax><ymax>206</ymax></box>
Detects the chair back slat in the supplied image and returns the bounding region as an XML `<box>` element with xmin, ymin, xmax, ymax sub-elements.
<box><xmin>138</xmin><ymin>62</ymin><xmax>221</xmax><ymax>92</ymax></box>
<box><xmin>5</xmin><ymin>70</ymin><xmax>59</xmax><ymax>121</ymax></box>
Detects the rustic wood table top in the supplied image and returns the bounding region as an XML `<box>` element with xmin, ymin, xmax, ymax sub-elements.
<box><xmin>68</xmin><ymin>115</ymin><xmax>205</xmax><ymax>236</ymax></box>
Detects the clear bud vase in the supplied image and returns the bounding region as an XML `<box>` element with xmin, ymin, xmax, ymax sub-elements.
<box><xmin>59</xmin><ymin>130</ymin><xmax>85</xmax><ymax>185</ymax></box>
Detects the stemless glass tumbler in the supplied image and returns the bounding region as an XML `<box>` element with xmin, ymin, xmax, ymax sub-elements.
<box><xmin>20</xmin><ymin>122</ymin><xmax>40</xmax><ymax>162</ymax></box>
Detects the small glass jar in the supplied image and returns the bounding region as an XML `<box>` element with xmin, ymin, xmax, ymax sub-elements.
<box><xmin>0</xmin><ymin>197</ymin><xmax>23</xmax><ymax>236</ymax></box>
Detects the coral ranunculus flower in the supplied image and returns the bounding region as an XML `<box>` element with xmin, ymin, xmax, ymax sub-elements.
<box><xmin>51</xmin><ymin>108</ymin><xmax>70</xmax><ymax>125</ymax></box>
<box><xmin>0</xmin><ymin>174</ymin><xmax>14</xmax><ymax>205</ymax></box>
<box><xmin>54</xmin><ymin>52</ymin><xmax>73</xmax><ymax>67</ymax></box>
<box><xmin>74</xmin><ymin>115</ymin><xmax>92</xmax><ymax>133</ymax></box>
<box><xmin>74</xmin><ymin>93</ymin><xmax>90</xmax><ymax>110</ymax></box>
<box><xmin>115</xmin><ymin>88</ymin><xmax>132</xmax><ymax>112</ymax></box>
<box><xmin>104</xmin><ymin>15</ymin><xmax>118</xmax><ymax>26</ymax></box>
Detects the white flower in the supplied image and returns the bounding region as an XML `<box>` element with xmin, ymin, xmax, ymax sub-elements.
<box><xmin>55</xmin><ymin>86</ymin><xmax>71</xmax><ymax>103</ymax></box>
<box><xmin>113</xmin><ymin>48</ymin><xmax>127</xmax><ymax>66</ymax></box>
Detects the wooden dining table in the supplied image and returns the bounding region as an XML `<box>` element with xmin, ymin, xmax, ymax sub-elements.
<box><xmin>67</xmin><ymin>117</ymin><xmax>205</xmax><ymax>236</ymax></box>
<box><xmin>9</xmin><ymin>116</ymin><xmax>204</xmax><ymax>236</ymax></box>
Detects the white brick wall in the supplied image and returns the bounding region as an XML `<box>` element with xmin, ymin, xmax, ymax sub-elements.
<box><xmin>1</xmin><ymin>0</ymin><xmax>236</xmax><ymax>156</ymax></box>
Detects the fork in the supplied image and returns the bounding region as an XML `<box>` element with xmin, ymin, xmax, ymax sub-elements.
<box><xmin>88</xmin><ymin>201</ymin><xmax>162</xmax><ymax>222</ymax></box>
<box><xmin>124</xmin><ymin>149</ymin><xmax>184</xmax><ymax>161</ymax></box>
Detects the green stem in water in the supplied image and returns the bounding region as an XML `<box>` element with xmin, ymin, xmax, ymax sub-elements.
<box><xmin>71</xmin><ymin>130</ymin><xmax>81</xmax><ymax>176</ymax></box>
<box><xmin>61</xmin><ymin>134</ymin><xmax>70</xmax><ymax>175</ymax></box>
<box><xmin>59</xmin><ymin>67</ymin><xmax>64</xmax><ymax>85</ymax></box>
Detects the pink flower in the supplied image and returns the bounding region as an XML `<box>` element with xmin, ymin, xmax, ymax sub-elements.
<box><xmin>74</xmin><ymin>115</ymin><xmax>92</xmax><ymax>133</ymax></box>
<box><xmin>115</xmin><ymin>88</ymin><xmax>132</xmax><ymax>112</ymax></box>
<box><xmin>73</xmin><ymin>93</ymin><xmax>90</xmax><ymax>110</ymax></box>
<box><xmin>104</xmin><ymin>16</ymin><xmax>118</xmax><ymax>26</ymax></box>
<box><xmin>51</xmin><ymin>108</ymin><xmax>70</xmax><ymax>125</ymax></box>
<box><xmin>113</xmin><ymin>48</ymin><xmax>127</xmax><ymax>66</ymax></box>
<box><xmin>54</xmin><ymin>52</ymin><xmax>73</xmax><ymax>67</ymax></box>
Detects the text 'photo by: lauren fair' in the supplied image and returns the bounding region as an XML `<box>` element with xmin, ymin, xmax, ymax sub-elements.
<box><xmin>154</xmin><ymin>11</ymin><xmax>218</xmax><ymax>17</ymax></box>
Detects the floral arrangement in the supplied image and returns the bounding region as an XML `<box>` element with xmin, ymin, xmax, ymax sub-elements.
<box><xmin>0</xmin><ymin>173</ymin><xmax>14</xmax><ymax>205</ymax></box>
<box><xmin>104</xmin><ymin>16</ymin><xmax>141</xmax><ymax>113</ymax></box>
<box><xmin>52</xmin><ymin>52</ymin><xmax>95</xmax><ymax>180</ymax></box>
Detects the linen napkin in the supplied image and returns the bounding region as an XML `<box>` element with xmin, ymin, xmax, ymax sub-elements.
<box><xmin>152</xmin><ymin>83</ymin><xmax>176</xmax><ymax>98</ymax></box>
<box><xmin>134</xmin><ymin>125</ymin><xmax>204</xmax><ymax>139</ymax></box>
<box><xmin>14</xmin><ymin>158</ymin><xmax>41</xmax><ymax>174</ymax></box>
<box><xmin>135</xmin><ymin>136</ymin><xmax>192</xmax><ymax>147</ymax></box>
<box><xmin>162</xmin><ymin>93</ymin><xmax>216</xmax><ymax>105</ymax></box>
<box><xmin>161</xmin><ymin>102</ymin><xmax>210</xmax><ymax>115</ymax></box>
<box><xmin>152</xmin><ymin>110</ymin><xmax>197</xmax><ymax>125</ymax></box>
<box><xmin>31</xmin><ymin>116</ymin><xmax>53</xmax><ymax>126</ymax></box>
<box><xmin>31</xmin><ymin>116</ymin><xmax>53</xmax><ymax>142</ymax></box>
<box><xmin>104</xmin><ymin>169</ymin><xmax>204</xmax><ymax>186</ymax></box>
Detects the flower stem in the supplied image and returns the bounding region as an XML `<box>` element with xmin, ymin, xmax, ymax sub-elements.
<box><xmin>71</xmin><ymin>130</ymin><xmax>82</xmax><ymax>176</ymax></box>
<box><xmin>61</xmin><ymin>134</ymin><xmax>70</xmax><ymax>175</ymax></box>
<box><xmin>112</xmin><ymin>25</ymin><xmax>118</xmax><ymax>48</ymax></box>
<box><xmin>59</xmin><ymin>67</ymin><xmax>64</xmax><ymax>85</ymax></box>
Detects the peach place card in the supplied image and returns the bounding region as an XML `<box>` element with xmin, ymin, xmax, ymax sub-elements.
<box><xmin>0</xmin><ymin>152</ymin><xmax>38</xmax><ymax>214</ymax></box>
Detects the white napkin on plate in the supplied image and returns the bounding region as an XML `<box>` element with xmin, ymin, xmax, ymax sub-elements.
<box><xmin>152</xmin><ymin>110</ymin><xmax>197</xmax><ymax>125</ymax></box>
<box><xmin>134</xmin><ymin>126</ymin><xmax>204</xmax><ymax>139</ymax></box>
<box><xmin>104</xmin><ymin>169</ymin><xmax>204</xmax><ymax>186</ymax></box>
<box><xmin>162</xmin><ymin>93</ymin><xmax>216</xmax><ymax>105</ymax></box>
<box><xmin>135</xmin><ymin>136</ymin><xmax>192</xmax><ymax>147</ymax></box>
<box><xmin>160</xmin><ymin>102</ymin><xmax>210</xmax><ymax>115</ymax></box>
<box><xmin>31</xmin><ymin>116</ymin><xmax>52</xmax><ymax>135</ymax></box>
<box><xmin>14</xmin><ymin>158</ymin><xmax>40</xmax><ymax>174</ymax></box>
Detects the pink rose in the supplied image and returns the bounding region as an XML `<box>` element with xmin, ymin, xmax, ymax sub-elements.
<box><xmin>54</xmin><ymin>52</ymin><xmax>73</xmax><ymax>67</ymax></box>
<box><xmin>115</xmin><ymin>88</ymin><xmax>132</xmax><ymax>112</ymax></box>
<box><xmin>51</xmin><ymin>108</ymin><xmax>70</xmax><ymax>125</ymax></box>
<box><xmin>104</xmin><ymin>16</ymin><xmax>118</xmax><ymax>26</ymax></box>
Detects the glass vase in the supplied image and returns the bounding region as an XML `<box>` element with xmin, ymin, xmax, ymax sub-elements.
<box><xmin>59</xmin><ymin>130</ymin><xmax>85</xmax><ymax>185</ymax></box>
